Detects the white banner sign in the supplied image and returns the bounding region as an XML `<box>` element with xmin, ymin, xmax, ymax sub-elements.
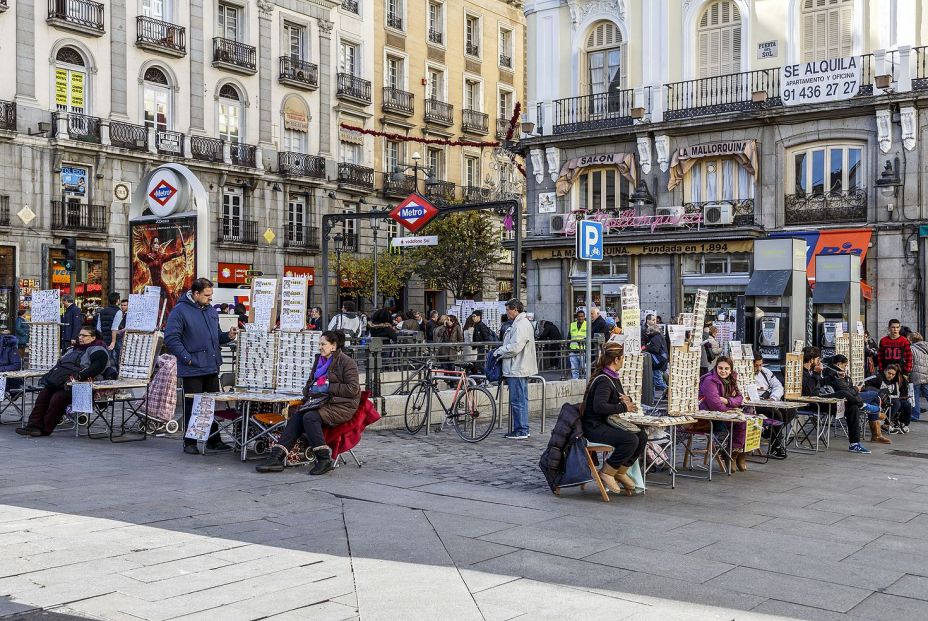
<box><xmin>71</xmin><ymin>382</ymin><xmax>94</xmax><ymax>414</ymax></box>
<box><xmin>782</xmin><ymin>56</ymin><xmax>861</xmax><ymax>106</ymax></box>
<box><xmin>125</xmin><ymin>293</ymin><xmax>160</xmax><ymax>332</ymax></box>
<box><xmin>30</xmin><ymin>289</ymin><xmax>61</xmax><ymax>324</ymax></box>
<box><xmin>391</xmin><ymin>236</ymin><xmax>438</xmax><ymax>248</ymax></box>
<box><xmin>279</xmin><ymin>276</ymin><xmax>308</xmax><ymax>333</ymax></box>
<box><xmin>185</xmin><ymin>395</ymin><xmax>216</xmax><ymax>442</ymax></box>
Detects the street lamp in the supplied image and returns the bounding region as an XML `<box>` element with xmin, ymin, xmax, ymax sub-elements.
<box><xmin>629</xmin><ymin>178</ymin><xmax>653</xmax><ymax>212</ymax></box>
<box><xmin>333</xmin><ymin>232</ymin><xmax>345</xmax><ymax>310</ymax></box>
<box><xmin>370</xmin><ymin>218</ymin><xmax>381</xmax><ymax>308</ymax></box>
<box><xmin>392</xmin><ymin>151</ymin><xmax>436</xmax><ymax>196</ymax></box>
<box><xmin>876</xmin><ymin>158</ymin><xmax>902</xmax><ymax>198</ymax></box>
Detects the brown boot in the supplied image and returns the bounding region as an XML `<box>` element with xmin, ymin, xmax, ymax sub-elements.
<box><xmin>870</xmin><ymin>421</ymin><xmax>892</xmax><ymax>444</ymax></box>
<box><xmin>598</xmin><ymin>464</ymin><xmax>623</xmax><ymax>494</ymax></box>
<box><xmin>735</xmin><ymin>451</ymin><xmax>748</xmax><ymax>472</ymax></box>
<box><xmin>613</xmin><ymin>465</ymin><xmax>637</xmax><ymax>496</ymax></box>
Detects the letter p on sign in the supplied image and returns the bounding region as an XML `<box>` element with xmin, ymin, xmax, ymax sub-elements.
<box><xmin>577</xmin><ymin>220</ymin><xmax>604</xmax><ymax>261</ymax></box>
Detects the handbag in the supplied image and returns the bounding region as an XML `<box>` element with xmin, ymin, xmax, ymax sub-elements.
<box><xmin>299</xmin><ymin>392</ymin><xmax>331</xmax><ymax>413</ymax></box>
<box><xmin>558</xmin><ymin>437</ymin><xmax>594</xmax><ymax>488</ymax></box>
<box><xmin>606</xmin><ymin>414</ymin><xmax>641</xmax><ymax>433</ymax></box>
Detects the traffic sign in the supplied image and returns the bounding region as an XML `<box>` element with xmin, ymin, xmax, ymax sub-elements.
<box><xmin>577</xmin><ymin>220</ymin><xmax>604</xmax><ymax>261</ymax></box>
<box><xmin>390</xmin><ymin>194</ymin><xmax>439</xmax><ymax>233</ymax></box>
<box><xmin>391</xmin><ymin>235</ymin><xmax>438</xmax><ymax>247</ymax></box>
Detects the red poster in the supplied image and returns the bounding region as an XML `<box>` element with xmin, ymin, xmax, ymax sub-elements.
<box><xmin>218</xmin><ymin>262</ymin><xmax>251</xmax><ymax>285</ymax></box>
<box><xmin>130</xmin><ymin>217</ymin><xmax>197</xmax><ymax>316</ymax></box>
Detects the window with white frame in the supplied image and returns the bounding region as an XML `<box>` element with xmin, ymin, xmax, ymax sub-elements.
<box><xmin>217</xmin><ymin>3</ymin><xmax>241</xmax><ymax>41</ymax></box>
<box><xmin>342</xmin><ymin>205</ymin><xmax>358</xmax><ymax>248</ymax></box>
<box><xmin>217</xmin><ymin>84</ymin><xmax>243</xmax><ymax>143</ymax></box>
<box><xmin>386</xmin><ymin>0</ymin><xmax>404</xmax><ymax>31</ymax></box>
<box><xmin>696</xmin><ymin>1</ymin><xmax>742</xmax><ymax>78</ymax></box>
<box><xmin>800</xmin><ymin>0</ymin><xmax>854</xmax><ymax>62</ymax></box>
<box><xmin>585</xmin><ymin>21</ymin><xmax>624</xmax><ymax>97</ymax></box>
<box><xmin>385</xmin><ymin>54</ymin><xmax>405</xmax><ymax>89</ymax></box>
<box><xmin>340</xmin><ymin>140</ymin><xmax>362</xmax><ymax>164</ymax></box>
<box><xmin>464</xmin><ymin>78</ymin><xmax>482</xmax><ymax>111</ymax></box>
<box><xmin>54</xmin><ymin>47</ymin><xmax>88</xmax><ymax>116</ymax></box>
<box><xmin>497</xmin><ymin>88</ymin><xmax>513</xmax><ymax>121</ymax></box>
<box><xmin>684</xmin><ymin>158</ymin><xmax>755</xmax><ymax>203</ymax></box>
<box><xmin>571</xmin><ymin>168</ymin><xmax>631</xmax><ymax>212</ymax></box>
<box><xmin>427</xmin><ymin>67</ymin><xmax>445</xmax><ymax>100</ymax></box>
<box><xmin>428</xmin><ymin>1</ymin><xmax>444</xmax><ymax>44</ymax></box>
<box><xmin>683</xmin><ymin>253</ymin><xmax>752</xmax><ymax>275</ymax></box>
<box><xmin>143</xmin><ymin>67</ymin><xmax>171</xmax><ymax>131</ymax></box>
<box><xmin>222</xmin><ymin>187</ymin><xmax>244</xmax><ymax>236</ymax></box>
<box><xmin>499</xmin><ymin>27</ymin><xmax>513</xmax><ymax>68</ymax></box>
<box><xmin>339</xmin><ymin>40</ymin><xmax>359</xmax><ymax>75</ymax></box>
<box><xmin>142</xmin><ymin>0</ymin><xmax>167</xmax><ymax>20</ymax></box>
<box><xmin>464</xmin><ymin>155</ymin><xmax>480</xmax><ymax>187</ymax></box>
<box><xmin>388</xmin><ymin>218</ymin><xmax>399</xmax><ymax>240</ymax></box>
<box><xmin>385</xmin><ymin>140</ymin><xmax>401</xmax><ymax>174</ymax></box>
<box><xmin>790</xmin><ymin>143</ymin><xmax>863</xmax><ymax>196</ymax></box>
<box><xmin>284</xmin><ymin>22</ymin><xmax>305</xmax><ymax>60</ymax></box>
<box><xmin>427</xmin><ymin>147</ymin><xmax>445</xmax><ymax>179</ymax></box>
<box><xmin>465</xmin><ymin>14</ymin><xmax>480</xmax><ymax>57</ymax></box>
<box><xmin>287</xmin><ymin>195</ymin><xmax>306</xmax><ymax>241</ymax></box>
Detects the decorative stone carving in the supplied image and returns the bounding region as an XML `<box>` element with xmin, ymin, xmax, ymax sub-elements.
<box><xmin>257</xmin><ymin>0</ymin><xmax>274</xmax><ymax>15</ymax></box>
<box><xmin>318</xmin><ymin>19</ymin><xmax>334</xmax><ymax>35</ymax></box>
<box><xmin>636</xmin><ymin>136</ymin><xmax>652</xmax><ymax>175</ymax></box>
<box><xmin>545</xmin><ymin>147</ymin><xmax>560</xmax><ymax>182</ymax></box>
<box><xmin>529</xmin><ymin>149</ymin><xmax>545</xmax><ymax>184</ymax></box>
<box><xmin>901</xmin><ymin>106</ymin><xmax>917</xmax><ymax>151</ymax></box>
<box><xmin>567</xmin><ymin>0</ymin><xmax>625</xmax><ymax>27</ymax></box>
<box><xmin>876</xmin><ymin>109</ymin><xmax>892</xmax><ymax>153</ymax></box>
<box><xmin>655</xmin><ymin>135</ymin><xmax>670</xmax><ymax>172</ymax></box>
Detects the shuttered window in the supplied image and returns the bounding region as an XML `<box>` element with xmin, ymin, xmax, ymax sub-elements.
<box><xmin>697</xmin><ymin>1</ymin><xmax>741</xmax><ymax>78</ymax></box>
<box><xmin>585</xmin><ymin>21</ymin><xmax>623</xmax><ymax>96</ymax></box>
<box><xmin>800</xmin><ymin>0</ymin><xmax>854</xmax><ymax>61</ymax></box>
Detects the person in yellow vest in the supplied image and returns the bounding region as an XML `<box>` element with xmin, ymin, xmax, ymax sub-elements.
<box><xmin>568</xmin><ymin>309</ymin><xmax>588</xmax><ymax>380</ymax></box>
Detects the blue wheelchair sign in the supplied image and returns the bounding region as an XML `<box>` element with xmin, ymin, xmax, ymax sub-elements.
<box><xmin>577</xmin><ymin>220</ymin><xmax>604</xmax><ymax>261</ymax></box>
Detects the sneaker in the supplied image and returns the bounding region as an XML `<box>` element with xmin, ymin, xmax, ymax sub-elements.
<box><xmin>183</xmin><ymin>444</ymin><xmax>200</xmax><ymax>455</ymax></box>
<box><xmin>901</xmin><ymin>425</ymin><xmax>910</xmax><ymax>434</ymax></box>
<box><xmin>889</xmin><ymin>426</ymin><xmax>904</xmax><ymax>435</ymax></box>
<box><xmin>504</xmin><ymin>432</ymin><xmax>529</xmax><ymax>440</ymax></box>
<box><xmin>848</xmin><ymin>443</ymin><xmax>872</xmax><ymax>454</ymax></box>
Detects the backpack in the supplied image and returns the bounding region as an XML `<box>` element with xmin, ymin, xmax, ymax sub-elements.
<box><xmin>484</xmin><ymin>350</ymin><xmax>502</xmax><ymax>382</ymax></box>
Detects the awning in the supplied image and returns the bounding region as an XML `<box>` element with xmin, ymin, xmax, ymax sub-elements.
<box><xmin>745</xmin><ymin>270</ymin><xmax>791</xmax><ymax>296</ymax></box>
<box><xmin>813</xmin><ymin>281</ymin><xmax>850</xmax><ymax>304</ymax></box>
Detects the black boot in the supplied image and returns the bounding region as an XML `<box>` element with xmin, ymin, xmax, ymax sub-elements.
<box><xmin>255</xmin><ymin>446</ymin><xmax>287</xmax><ymax>473</ymax></box>
<box><xmin>15</xmin><ymin>426</ymin><xmax>42</xmax><ymax>437</ymax></box>
<box><xmin>309</xmin><ymin>446</ymin><xmax>334</xmax><ymax>475</ymax></box>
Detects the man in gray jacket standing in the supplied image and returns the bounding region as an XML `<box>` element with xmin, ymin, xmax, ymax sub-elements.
<box><xmin>494</xmin><ymin>299</ymin><xmax>537</xmax><ymax>439</ymax></box>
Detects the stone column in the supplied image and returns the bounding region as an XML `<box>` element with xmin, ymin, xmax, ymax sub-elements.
<box><xmin>110</xmin><ymin>0</ymin><xmax>128</xmax><ymax>117</ymax></box>
<box><xmin>15</xmin><ymin>0</ymin><xmax>35</xmax><ymax>102</ymax></box>
<box><xmin>318</xmin><ymin>19</ymin><xmax>334</xmax><ymax>156</ymax></box>
<box><xmin>189</xmin><ymin>0</ymin><xmax>206</xmax><ymax>131</ymax></box>
<box><xmin>258</xmin><ymin>6</ymin><xmax>273</xmax><ymax>146</ymax></box>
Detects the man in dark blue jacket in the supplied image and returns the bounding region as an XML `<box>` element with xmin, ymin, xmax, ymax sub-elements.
<box><xmin>165</xmin><ymin>278</ymin><xmax>239</xmax><ymax>454</ymax></box>
<box><xmin>60</xmin><ymin>295</ymin><xmax>84</xmax><ymax>351</ymax></box>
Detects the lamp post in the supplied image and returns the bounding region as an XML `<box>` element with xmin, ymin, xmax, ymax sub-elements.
<box><xmin>370</xmin><ymin>218</ymin><xmax>381</xmax><ymax>308</ymax></box>
<box><xmin>392</xmin><ymin>151</ymin><xmax>436</xmax><ymax>197</ymax></box>
<box><xmin>333</xmin><ymin>232</ymin><xmax>344</xmax><ymax>311</ymax></box>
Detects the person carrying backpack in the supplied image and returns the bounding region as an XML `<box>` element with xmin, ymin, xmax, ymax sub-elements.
<box><xmin>327</xmin><ymin>301</ymin><xmax>364</xmax><ymax>339</ymax></box>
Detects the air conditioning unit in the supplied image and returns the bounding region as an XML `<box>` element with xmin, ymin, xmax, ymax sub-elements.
<box><xmin>655</xmin><ymin>205</ymin><xmax>685</xmax><ymax>223</ymax></box>
<box><xmin>703</xmin><ymin>201</ymin><xmax>734</xmax><ymax>226</ymax></box>
<box><xmin>548</xmin><ymin>213</ymin><xmax>569</xmax><ymax>234</ymax></box>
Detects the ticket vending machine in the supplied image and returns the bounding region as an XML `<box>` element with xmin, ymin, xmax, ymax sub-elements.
<box><xmin>813</xmin><ymin>254</ymin><xmax>861</xmax><ymax>359</ymax></box>
<box><xmin>743</xmin><ymin>239</ymin><xmax>808</xmax><ymax>371</ymax></box>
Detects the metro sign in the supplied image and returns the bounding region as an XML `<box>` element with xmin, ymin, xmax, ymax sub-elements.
<box><xmin>390</xmin><ymin>194</ymin><xmax>439</xmax><ymax>233</ymax></box>
<box><xmin>148</xmin><ymin>179</ymin><xmax>178</xmax><ymax>207</ymax></box>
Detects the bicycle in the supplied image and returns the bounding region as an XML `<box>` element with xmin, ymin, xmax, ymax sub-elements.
<box><xmin>404</xmin><ymin>359</ymin><xmax>497</xmax><ymax>442</ymax></box>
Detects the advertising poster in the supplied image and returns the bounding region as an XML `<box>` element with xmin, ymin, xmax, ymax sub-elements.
<box><xmin>130</xmin><ymin>217</ymin><xmax>196</xmax><ymax>318</ymax></box>
<box><xmin>61</xmin><ymin>166</ymin><xmax>88</xmax><ymax>196</ymax></box>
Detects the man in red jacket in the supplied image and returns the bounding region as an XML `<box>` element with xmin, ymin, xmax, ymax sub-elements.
<box><xmin>879</xmin><ymin>319</ymin><xmax>913</xmax><ymax>376</ymax></box>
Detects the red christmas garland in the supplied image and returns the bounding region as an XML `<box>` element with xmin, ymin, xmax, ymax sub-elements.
<box><xmin>505</xmin><ymin>102</ymin><xmax>522</xmax><ymax>142</ymax></box>
<box><xmin>339</xmin><ymin>124</ymin><xmax>500</xmax><ymax>148</ymax></box>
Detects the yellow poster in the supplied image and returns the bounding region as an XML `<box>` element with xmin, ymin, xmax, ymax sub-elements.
<box><xmin>70</xmin><ymin>72</ymin><xmax>84</xmax><ymax>108</ymax></box>
<box><xmin>621</xmin><ymin>308</ymin><xmax>639</xmax><ymax>331</ymax></box>
<box><xmin>55</xmin><ymin>69</ymin><xmax>68</xmax><ymax>106</ymax></box>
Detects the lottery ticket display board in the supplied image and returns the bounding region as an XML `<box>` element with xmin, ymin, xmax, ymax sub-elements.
<box><xmin>29</xmin><ymin>323</ymin><xmax>60</xmax><ymax>371</ymax></box>
<box><xmin>119</xmin><ymin>332</ymin><xmax>160</xmax><ymax>379</ymax></box>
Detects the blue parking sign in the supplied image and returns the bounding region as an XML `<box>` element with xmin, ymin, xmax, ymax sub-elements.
<box><xmin>577</xmin><ymin>220</ymin><xmax>604</xmax><ymax>261</ymax></box>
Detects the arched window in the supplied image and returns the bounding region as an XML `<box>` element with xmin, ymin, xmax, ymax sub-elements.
<box><xmin>54</xmin><ymin>46</ymin><xmax>88</xmax><ymax>115</ymax></box>
<box><xmin>143</xmin><ymin>67</ymin><xmax>172</xmax><ymax>131</ymax></box>
<box><xmin>218</xmin><ymin>83</ymin><xmax>243</xmax><ymax>143</ymax></box>
<box><xmin>800</xmin><ymin>0</ymin><xmax>854</xmax><ymax>62</ymax></box>
<box><xmin>584</xmin><ymin>21</ymin><xmax>623</xmax><ymax>97</ymax></box>
<box><xmin>697</xmin><ymin>0</ymin><xmax>741</xmax><ymax>77</ymax></box>
<box><xmin>281</xmin><ymin>97</ymin><xmax>309</xmax><ymax>153</ymax></box>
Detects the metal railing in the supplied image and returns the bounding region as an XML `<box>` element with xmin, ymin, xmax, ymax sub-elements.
<box><xmin>342</xmin><ymin>0</ymin><xmax>359</xmax><ymax>13</ymax></box>
<box><xmin>230</xmin><ymin>142</ymin><xmax>257</xmax><ymax>167</ymax></box>
<box><xmin>387</xmin><ymin>13</ymin><xmax>403</xmax><ymax>30</ymax></box>
<box><xmin>426</xmin><ymin>180</ymin><xmax>455</xmax><ymax>201</ymax></box>
<box><xmin>382</xmin><ymin>87</ymin><xmax>414</xmax><ymax>115</ymax></box>
<box><xmin>336</xmin><ymin>73</ymin><xmax>372</xmax><ymax>104</ymax></box>
<box><xmin>0</xmin><ymin>199</ymin><xmax>10</xmax><ymax>227</ymax></box>
<box><xmin>383</xmin><ymin>173</ymin><xmax>417</xmax><ymax>196</ymax></box>
<box><xmin>496</xmin><ymin>117</ymin><xmax>509</xmax><ymax>140</ymax></box>
<box><xmin>109</xmin><ymin>120</ymin><xmax>148</xmax><ymax>151</ymax></box>
<box><xmin>784</xmin><ymin>189</ymin><xmax>868</xmax><ymax>226</ymax></box>
<box><xmin>0</xmin><ymin>99</ymin><xmax>15</xmax><ymax>131</ymax></box>
<box><xmin>284</xmin><ymin>224</ymin><xmax>321</xmax><ymax>250</ymax></box>
<box><xmin>191</xmin><ymin>135</ymin><xmax>224</xmax><ymax>162</ymax></box>
<box><xmin>462</xmin><ymin>109</ymin><xmax>489</xmax><ymax>133</ymax></box>
<box><xmin>156</xmin><ymin>129</ymin><xmax>184</xmax><ymax>155</ymax></box>
<box><xmin>48</xmin><ymin>0</ymin><xmax>105</xmax><ymax>32</ymax></box>
<box><xmin>136</xmin><ymin>16</ymin><xmax>186</xmax><ymax>54</ymax></box>
<box><xmin>465</xmin><ymin>42</ymin><xmax>479</xmax><ymax>57</ymax></box>
<box><xmin>338</xmin><ymin>163</ymin><xmax>375</xmax><ymax>190</ymax></box>
<box><xmin>52</xmin><ymin>201</ymin><xmax>108</xmax><ymax>232</ymax></box>
<box><xmin>665</xmin><ymin>69</ymin><xmax>781</xmax><ymax>120</ymax></box>
<box><xmin>462</xmin><ymin>185</ymin><xmax>490</xmax><ymax>202</ymax></box>
<box><xmin>217</xmin><ymin>217</ymin><xmax>258</xmax><ymax>244</ymax></box>
<box><xmin>212</xmin><ymin>37</ymin><xmax>256</xmax><ymax>71</ymax></box>
<box><xmin>552</xmin><ymin>88</ymin><xmax>638</xmax><ymax>134</ymax></box>
<box><xmin>915</xmin><ymin>46</ymin><xmax>928</xmax><ymax>91</ymax></box>
<box><xmin>55</xmin><ymin>112</ymin><xmax>102</xmax><ymax>143</ymax></box>
<box><xmin>500</xmin><ymin>54</ymin><xmax>512</xmax><ymax>68</ymax></box>
<box><xmin>279</xmin><ymin>56</ymin><xmax>318</xmax><ymax>88</ymax></box>
<box><xmin>856</xmin><ymin>53</ymin><xmax>874</xmax><ymax>96</ymax></box>
<box><xmin>279</xmin><ymin>152</ymin><xmax>326</xmax><ymax>179</ymax></box>
<box><xmin>425</xmin><ymin>98</ymin><xmax>453</xmax><ymax>125</ymax></box>
<box><xmin>682</xmin><ymin>199</ymin><xmax>757</xmax><ymax>227</ymax></box>
<box><xmin>428</xmin><ymin>28</ymin><xmax>443</xmax><ymax>45</ymax></box>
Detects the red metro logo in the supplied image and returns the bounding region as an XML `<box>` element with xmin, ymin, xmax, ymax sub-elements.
<box><xmin>148</xmin><ymin>180</ymin><xmax>178</xmax><ymax>207</ymax></box>
<box><xmin>389</xmin><ymin>194</ymin><xmax>439</xmax><ymax>233</ymax></box>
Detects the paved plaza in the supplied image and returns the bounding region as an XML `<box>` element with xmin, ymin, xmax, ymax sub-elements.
<box><xmin>2</xmin><ymin>422</ymin><xmax>928</xmax><ymax>621</ymax></box>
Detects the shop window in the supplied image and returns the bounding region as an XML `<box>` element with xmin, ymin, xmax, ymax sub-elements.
<box><xmin>685</xmin><ymin>158</ymin><xmax>754</xmax><ymax>203</ymax></box>
<box><xmin>217</xmin><ymin>83</ymin><xmax>244</xmax><ymax>143</ymax></box>
<box><xmin>571</xmin><ymin>168</ymin><xmax>630</xmax><ymax>212</ymax></box>
<box><xmin>800</xmin><ymin>0</ymin><xmax>854</xmax><ymax>62</ymax></box>
<box><xmin>48</xmin><ymin>248</ymin><xmax>110</xmax><ymax>315</ymax></box>
<box><xmin>697</xmin><ymin>0</ymin><xmax>741</xmax><ymax>78</ymax></box>
<box><xmin>683</xmin><ymin>252</ymin><xmax>752</xmax><ymax>275</ymax></box>
<box><xmin>570</xmin><ymin>256</ymin><xmax>629</xmax><ymax>278</ymax></box>
<box><xmin>790</xmin><ymin>143</ymin><xmax>863</xmax><ymax>196</ymax></box>
<box><xmin>584</xmin><ymin>21</ymin><xmax>624</xmax><ymax>97</ymax></box>
<box><xmin>143</xmin><ymin>67</ymin><xmax>172</xmax><ymax>132</ymax></box>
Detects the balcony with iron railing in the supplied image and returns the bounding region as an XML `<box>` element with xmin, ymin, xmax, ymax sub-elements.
<box><xmin>914</xmin><ymin>46</ymin><xmax>928</xmax><ymax>91</ymax></box>
<box><xmin>784</xmin><ymin>189</ymin><xmax>868</xmax><ymax>226</ymax></box>
<box><xmin>465</xmin><ymin>42</ymin><xmax>479</xmax><ymax>57</ymax></box>
<box><xmin>47</xmin><ymin>0</ymin><xmax>105</xmax><ymax>35</ymax></box>
<box><xmin>284</xmin><ymin>224</ymin><xmax>321</xmax><ymax>251</ymax></box>
<box><xmin>341</xmin><ymin>0</ymin><xmax>359</xmax><ymax>13</ymax></box>
<box><xmin>382</xmin><ymin>172</ymin><xmax>417</xmax><ymax>196</ymax></box>
<box><xmin>681</xmin><ymin>199</ymin><xmax>758</xmax><ymax>228</ymax></box>
<box><xmin>500</xmin><ymin>54</ymin><xmax>512</xmax><ymax>69</ymax></box>
<box><xmin>217</xmin><ymin>217</ymin><xmax>258</xmax><ymax>245</ymax></box>
<box><xmin>52</xmin><ymin>201</ymin><xmax>108</xmax><ymax>233</ymax></box>
<box><xmin>109</xmin><ymin>121</ymin><xmax>148</xmax><ymax>151</ymax></box>
<box><xmin>336</xmin><ymin>73</ymin><xmax>372</xmax><ymax>105</ymax></box>
<box><xmin>156</xmin><ymin>129</ymin><xmax>184</xmax><ymax>156</ymax></box>
<box><xmin>426</xmin><ymin>180</ymin><xmax>455</xmax><ymax>202</ymax></box>
<box><xmin>212</xmin><ymin>37</ymin><xmax>257</xmax><ymax>74</ymax></box>
<box><xmin>386</xmin><ymin>13</ymin><xmax>403</xmax><ymax>30</ymax></box>
<box><xmin>191</xmin><ymin>135</ymin><xmax>224</xmax><ymax>163</ymax></box>
<box><xmin>382</xmin><ymin>87</ymin><xmax>414</xmax><ymax>115</ymax></box>
<box><xmin>496</xmin><ymin>117</ymin><xmax>510</xmax><ymax>140</ymax></box>
<box><xmin>0</xmin><ymin>201</ymin><xmax>8</xmax><ymax>227</ymax></box>
<box><xmin>338</xmin><ymin>163</ymin><xmax>374</xmax><ymax>190</ymax></box>
<box><xmin>428</xmin><ymin>28</ymin><xmax>443</xmax><ymax>45</ymax></box>
<box><xmin>279</xmin><ymin>56</ymin><xmax>318</xmax><ymax>90</ymax></box>
<box><xmin>278</xmin><ymin>152</ymin><xmax>326</xmax><ymax>179</ymax></box>
<box><xmin>462</xmin><ymin>109</ymin><xmax>489</xmax><ymax>134</ymax></box>
<box><xmin>230</xmin><ymin>142</ymin><xmax>257</xmax><ymax>167</ymax></box>
<box><xmin>424</xmin><ymin>98</ymin><xmax>454</xmax><ymax>126</ymax></box>
<box><xmin>136</xmin><ymin>16</ymin><xmax>186</xmax><ymax>56</ymax></box>
<box><xmin>552</xmin><ymin>87</ymin><xmax>646</xmax><ymax>134</ymax></box>
<box><xmin>462</xmin><ymin>185</ymin><xmax>490</xmax><ymax>202</ymax></box>
<box><xmin>53</xmin><ymin>112</ymin><xmax>102</xmax><ymax>143</ymax></box>
<box><xmin>665</xmin><ymin>70</ymin><xmax>781</xmax><ymax>121</ymax></box>
<box><xmin>0</xmin><ymin>100</ymin><xmax>16</xmax><ymax>132</ymax></box>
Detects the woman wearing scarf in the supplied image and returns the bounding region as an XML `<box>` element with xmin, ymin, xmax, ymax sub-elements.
<box><xmin>17</xmin><ymin>328</ymin><xmax>111</xmax><ymax>437</ymax></box>
<box><xmin>699</xmin><ymin>356</ymin><xmax>748</xmax><ymax>471</ymax></box>
<box><xmin>256</xmin><ymin>330</ymin><xmax>360</xmax><ymax>475</ymax></box>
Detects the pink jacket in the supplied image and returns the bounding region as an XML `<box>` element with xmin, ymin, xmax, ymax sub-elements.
<box><xmin>699</xmin><ymin>371</ymin><xmax>743</xmax><ymax>411</ymax></box>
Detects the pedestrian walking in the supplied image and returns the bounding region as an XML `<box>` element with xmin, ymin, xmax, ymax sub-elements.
<box><xmin>328</xmin><ymin>301</ymin><xmax>365</xmax><ymax>339</ymax></box>
<box><xmin>494</xmin><ymin>299</ymin><xmax>538</xmax><ymax>439</ymax></box>
<box><xmin>568</xmin><ymin>309</ymin><xmax>587</xmax><ymax>380</ymax></box>
<box><xmin>60</xmin><ymin>295</ymin><xmax>84</xmax><ymax>352</ymax></box>
<box><xmin>645</xmin><ymin>325</ymin><xmax>668</xmax><ymax>396</ymax></box>
<box><xmin>95</xmin><ymin>292</ymin><xmax>122</xmax><ymax>349</ymax></box>
<box><xmin>878</xmin><ymin>319</ymin><xmax>912</xmax><ymax>375</ymax></box>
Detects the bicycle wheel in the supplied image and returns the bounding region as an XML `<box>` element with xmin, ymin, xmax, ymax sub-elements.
<box><xmin>451</xmin><ymin>385</ymin><xmax>497</xmax><ymax>442</ymax></box>
<box><xmin>404</xmin><ymin>381</ymin><xmax>431</xmax><ymax>434</ymax></box>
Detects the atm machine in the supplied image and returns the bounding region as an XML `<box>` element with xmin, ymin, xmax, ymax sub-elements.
<box><xmin>813</xmin><ymin>255</ymin><xmax>861</xmax><ymax>359</ymax></box>
<box><xmin>743</xmin><ymin>239</ymin><xmax>808</xmax><ymax>371</ymax></box>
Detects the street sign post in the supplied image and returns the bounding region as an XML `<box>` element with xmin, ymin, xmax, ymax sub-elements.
<box><xmin>577</xmin><ymin>219</ymin><xmax>604</xmax><ymax>377</ymax></box>
<box><xmin>391</xmin><ymin>235</ymin><xmax>439</xmax><ymax>247</ymax></box>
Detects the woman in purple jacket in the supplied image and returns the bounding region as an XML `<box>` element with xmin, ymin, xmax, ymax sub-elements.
<box><xmin>699</xmin><ymin>356</ymin><xmax>748</xmax><ymax>472</ymax></box>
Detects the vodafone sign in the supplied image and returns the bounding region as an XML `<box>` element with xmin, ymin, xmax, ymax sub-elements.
<box><xmin>145</xmin><ymin>169</ymin><xmax>184</xmax><ymax>217</ymax></box>
<box><xmin>389</xmin><ymin>194</ymin><xmax>439</xmax><ymax>233</ymax></box>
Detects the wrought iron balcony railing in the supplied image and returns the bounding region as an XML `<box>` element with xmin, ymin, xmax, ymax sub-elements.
<box><xmin>48</xmin><ymin>0</ymin><xmax>105</xmax><ymax>33</ymax></box>
<box><xmin>54</xmin><ymin>112</ymin><xmax>102</xmax><ymax>143</ymax></box>
<box><xmin>682</xmin><ymin>199</ymin><xmax>757</xmax><ymax>227</ymax></box>
<box><xmin>338</xmin><ymin>163</ymin><xmax>374</xmax><ymax>190</ymax></box>
<box><xmin>230</xmin><ymin>142</ymin><xmax>257</xmax><ymax>167</ymax></box>
<box><xmin>278</xmin><ymin>152</ymin><xmax>326</xmax><ymax>179</ymax></box>
<box><xmin>109</xmin><ymin>121</ymin><xmax>148</xmax><ymax>151</ymax></box>
<box><xmin>0</xmin><ymin>100</ymin><xmax>16</xmax><ymax>131</ymax></box>
<box><xmin>156</xmin><ymin>129</ymin><xmax>184</xmax><ymax>156</ymax></box>
<box><xmin>424</xmin><ymin>98</ymin><xmax>453</xmax><ymax>126</ymax></box>
<box><xmin>387</xmin><ymin>13</ymin><xmax>403</xmax><ymax>30</ymax></box>
<box><xmin>552</xmin><ymin>88</ymin><xmax>641</xmax><ymax>134</ymax></box>
<box><xmin>665</xmin><ymin>69</ymin><xmax>781</xmax><ymax>121</ymax></box>
<box><xmin>382</xmin><ymin>87</ymin><xmax>414</xmax><ymax>115</ymax></box>
<box><xmin>428</xmin><ymin>28</ymin><xmax>443</xmax><ymax>45</ymax></box>
<box><xmin>212</xmin><ymin>37</ymin><xmax>257</xmax><ymax>73</ymax></box>
<box><xmin>336</xmin><ymin>73</ymin><xmax>372</xmax><ymax>104</ymax></box>
<box><xmin>0</xmin><ymin>201</ymin><xmax>8</xmax><ymax>227</ymax></box>
<box><xmin>462</xmin><ymin>109</ymin><xmax>489</xmax><ymax>134</ymax></box>
<box><xmin>499</xmin><ymin>54</ymin><xmax>512</xmax><ymax>69</ymax></box>
<box><xmin>217</xmin><ymin>217</ymin><xmax>258</xmax><ymax>245</ymax></box>
<box><xmin>496</xmin><ymin>117</ymin><xmax>509</xmax><ymax>140</ymax></box>
<box><xmin>136</xmin><ymin>16</ymin><xmax>186</xmax><ymax>55</ymax></box>
<box><xmin>284</xmin><ymin>224</ymin><xmax>321</xmax><ymax>250</ymax></box>
<box><xmin>915</xmin><ymin>46</ymin><xmax>928</xmax><ymax>91</ymax></box>
<box><xmin>462</xmin><ymin>185</ymin><xmax>491</xmax><ymax>202</ymax></box>
<box><xmin>784</xmin><ymin>189</ymin><xmax>868</xmax><ymax>226</ymax></box>
<box><xmin>426</xmin><ymin>180</ymin><xmax>455</xmax><ymax>202</ymax></box>
<box><xmin>191</xmin><ymin>135</ymin><xmax>224</xmax><ymax>162</ymax></box>
<box><xmin>382</xmin><ymin>173</ymin><xmax>417</xmax><ymax>196</ymax></box>
<box><xmin>341</xmin><ymin>0</ymin><xmax>359</xmax><ymax>14</ymax></box>
<box><xmin>52</xmin><ymin>201</ymin><xmax>108</xmax><ymax>233</ymax></box>
<box><xmin>465</xmin><ymin>42</ymin><xmax>479</xmax><ymax>57</ymax></box>
<box><xmin>279</xmin><ymin>56</ymin><xmax>318</xmax><ymax>89</ymax></box>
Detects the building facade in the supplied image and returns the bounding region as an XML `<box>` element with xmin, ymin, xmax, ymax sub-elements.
<box><xmin>521</xmin><ymin>0</ymin><xmax>928</xmax><ymax>336</ymax></box>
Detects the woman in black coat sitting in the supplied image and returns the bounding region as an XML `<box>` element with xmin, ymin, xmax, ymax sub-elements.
<box><xmin>581</xmin><ymin>342</ymin><xmax>648</xmax><ymax>496</ymax></box>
